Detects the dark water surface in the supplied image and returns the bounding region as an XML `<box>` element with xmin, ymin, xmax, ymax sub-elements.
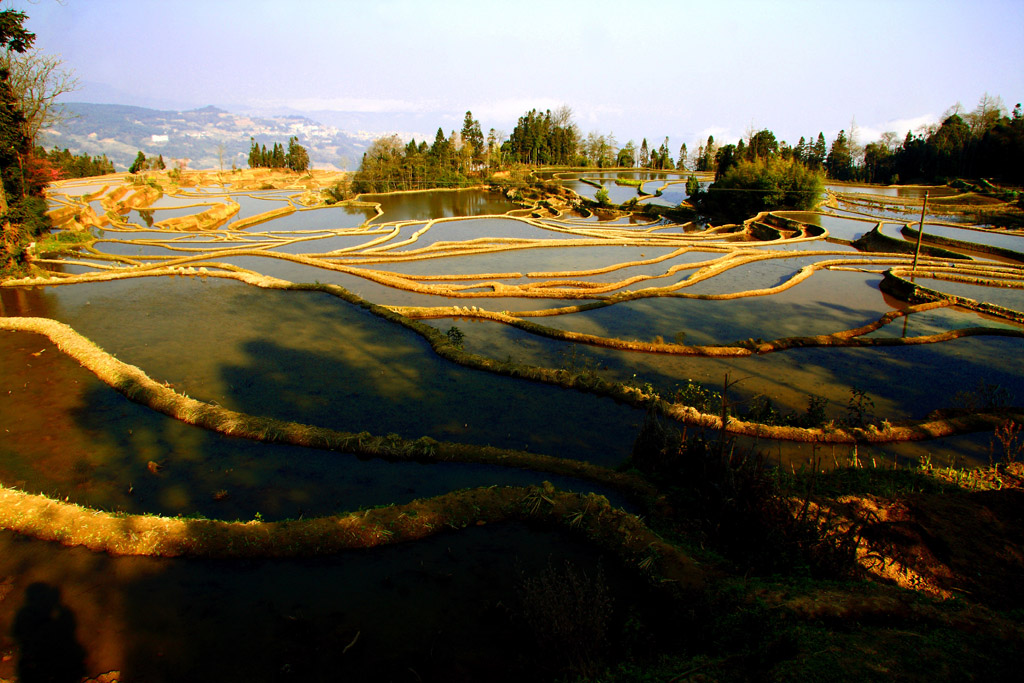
<box><xmin>0</xmin><ymin>523</ymin><xmax>650</xmax><ymax>682</ymax></box>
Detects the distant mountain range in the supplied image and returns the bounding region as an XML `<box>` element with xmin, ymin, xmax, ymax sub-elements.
<box><xmin>39</xmin><ymin>103</ymin><xmax>373</xmax><ymax>171</ymax></box>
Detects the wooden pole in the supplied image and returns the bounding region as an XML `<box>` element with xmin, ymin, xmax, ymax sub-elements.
<box><xmin>910</xmin><ymin>190</ymin><xmax>930</xmax><ymax>280</ymax></box>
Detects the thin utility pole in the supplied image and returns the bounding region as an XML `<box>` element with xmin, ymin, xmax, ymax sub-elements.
<box><xmin>910</xmin><ymin>190</ymin><xmax>930</xmax><ymax>280</ymax></box>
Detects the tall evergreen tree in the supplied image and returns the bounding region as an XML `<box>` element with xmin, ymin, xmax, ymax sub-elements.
<box><xmin>486</xmin><ymin>128</ymin><xmax>499</xmax><ymax>167</ymax></box>
<box><xmin>808</xmin><ymin>133</ymin><xmax>827</xmax><ymax>170</ymax></box>
<box><xmin>248</xmin><ymin>137</ymin><xmax>260</xmax><ymax>168</ymax></box>
<box><xmin>639</xmin><ymin>138</ymin><xmax>649</xmax><ymax>167</ymax></box>
<box><xmin>271</xmin><ymin>142</ymin><xmax>286</xmax><ymax>168</ymax></box>
<box><xmin>793</xmin><ymin>136</ymin><xmax>807</xmax><ymax>164</ymax></box>
<box><xmin>714</xmin><ymin>144</ymin><xmax>738</xmax><ymax>179</ymax></box>
<box><xmin>826</xmin><ymin>130</ymin><xmax>853</xmax><ymax>180</ymax></box>
<box><xmin>286</xmin><ymin>136</ymin><xmax>310</xmax><ymax>172</ymax></box>
<box><xmin>927</xmin><ymin>114</ymin><xmax>971</xmax><ymax>179</ymax></box>
<box><xmin>128</xmin><ymin>150</ymin><xmax>147</xmax><ymax>174</ymax></box>
<box><xmin>696</xmin><ymin>135</ymin><xmax>717</xmax><ymax>171</ymax></box>
<box><xmin>653</xmin><ymin>137</ymin><xmax>672</xmax><ymax>169</ymax></box>
<box><xmin>460</xmin><ymin>111</ymin><xmax>484</xmax><ymax>168</ymax></box>
<box><xmin>429</xmin><ymin>127</ymin><xmax>449</xmax><ymax>162</ymax></box>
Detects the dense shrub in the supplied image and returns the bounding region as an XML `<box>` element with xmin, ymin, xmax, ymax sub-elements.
<box><xmin>694</xmin><ymin>156</ymin><xmax>824</xmax><ymax>223</ymax></box>
<box><xmin>629</xmin><ymin>412</ymin><xmax>858</xmax><ymax>577</ymax></box>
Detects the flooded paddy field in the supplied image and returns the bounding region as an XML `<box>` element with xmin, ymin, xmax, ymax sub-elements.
<box><xmin>1</xmin><ymin>171</ymin><xmax>1021</xmax><ymax>679</ymax></box>
<box><xmin>15</xmin><ymin>175</ymin><xmax>1024</xmax><ymax>471</ymax></box>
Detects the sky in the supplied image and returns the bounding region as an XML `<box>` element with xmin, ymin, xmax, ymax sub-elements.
<box><xmin>8</xmin><ymin>0</ymin><xmax>1024</xmax><ymax>150</ymax></box>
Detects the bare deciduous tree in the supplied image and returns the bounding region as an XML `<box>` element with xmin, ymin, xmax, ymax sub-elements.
<box><xmin>879</xmin><ymin>131</ymin><xmax>900</xmax><ymax>152</ymax></box>
<box><xmin>0</xmin><ymin>48</ymin><xmax>79</xmax><ymax>147</ymax></box>
<box><xmin>966</xmin><ymin>92</ymin><xmax>1006</xmax><ymax>135</ymax></box>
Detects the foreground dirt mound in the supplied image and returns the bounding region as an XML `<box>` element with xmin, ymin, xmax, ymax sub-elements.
<box><xmin>844</xmin><ymin>464</ymin><xmax>1024</xmax><ymax>606</ymax></box>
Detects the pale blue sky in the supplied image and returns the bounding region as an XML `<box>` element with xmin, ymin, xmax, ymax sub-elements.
<box><xmin>9</xmin><ymin>0</ymin><xmax>1024</xmax><ymax>149</ymax></box>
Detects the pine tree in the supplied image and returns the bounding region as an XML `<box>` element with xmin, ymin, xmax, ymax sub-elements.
<box><xmin>809</xmin><ymin>133</ymin><xmax>827</xmax><ymax>169</ymax></box>
<box><xmin>826</xmin><ymin>130</ymin><xmax>853</xmax><ymax>180</ymax></box>
<box><xmin>286</xmin><ymin>136</ymin><xmax>309</xmax><ymax>172</ymax></box>
<box><xmin>0</xmin><ymin>9</ymin><xmax>58</xmax><ymax>273</ymax></box>
<box><xmin>460</xmin><ymin>111</ymin><xmax>484</xmax><ymax>168</ymax></box>
<box><xmin>794</xmin><ymin>136</ymin><xmax>807</xmax><ymax>164</ymax></box>
<box><xmin>487</xmin><ymin>128</ymin><xmax>497</xmax><ymax>167</ymax></box>
<box><xmin>429</xmin><ymin>127</ymin><xmax>448</xmax><ymax>162</ymax></box>
<box><xmin>0</xmin><ymin>12</ymin><xmax>31</xmax><ymax>250</ymax></box>
<box><xmin>639</xmin><ymin>138</ymin><xmax>649</xmax><ymax>167</ymax></box>
<box><xmin>129</xmin><ymin>151</ymin><xmax>147</xmax><ymax>174</ymax></box>
<box><xmin>657</xmin><ymin>137</ymin><xmax>673</xmax><ymax>169</ymax></box>
<box><xmin>248</xmin><ymin>138</ymin><xmax>260</xmax><ymax>168</ymax></box>
<box><xmin>270</xmin><ymin>142</ymin><xmax>283</xmax><ymax>168</ymax></box>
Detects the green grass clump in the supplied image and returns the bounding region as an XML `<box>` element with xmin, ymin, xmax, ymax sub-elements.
<box><xmin>32</xmin><ymin>228</ymin><xmax>94</xmax><ymax>255</ymax></box>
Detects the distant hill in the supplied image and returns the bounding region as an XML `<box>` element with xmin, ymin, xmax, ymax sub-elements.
<box><xmin>40</xmin><ymin>103</ymin><xmax>369</xmax><ymax>171</ymax></box>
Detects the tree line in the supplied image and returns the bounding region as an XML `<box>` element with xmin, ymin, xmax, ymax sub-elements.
<box><xmin>344</xmin><ymin>111</ymin><xmax>489</xmax><ymax>194</ymax></box>
<box><xmin>863</xmin><ymin>96</ymin><xmax>1023</xmax><ymax>185</ymax></box>
<box><xmin>347</xmin><ymin>106</ymin><xmax>713</xmax><ymax>197</ymax></box>
<box><xmin>700</xmin><ymin>94</ymin><xmax>1023</xmax><ymax>187</ymax></box>
<box><xmin>38</xmin><ymin>147</ymin><xmax>115</xmax><ymax>178</ymax></box>
<box><xmin>344</xmin><ymin>96</ymin><xmax>1021</xmax><ymax>218</ymax></box>
<box><xmin>366</xmin><ymin>94</ymin><xmax>1024</xmax><ymax>190</ymax></box>
<box><xmin>247</xmin><ymin>136</ymin><xmax>310</xmax><ymax>172</ymax></box>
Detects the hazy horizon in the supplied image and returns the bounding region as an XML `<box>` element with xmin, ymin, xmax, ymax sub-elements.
<box><xmin>11</xmin><ymin>0</ymin><xmax>1024</xmax><ymax>151</ymax></box>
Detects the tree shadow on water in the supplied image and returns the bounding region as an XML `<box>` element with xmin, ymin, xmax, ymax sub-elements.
<box><xmin>12</xmin><ymin>583</ymin><xmax>86</xmax><ymax>683</ymax></box>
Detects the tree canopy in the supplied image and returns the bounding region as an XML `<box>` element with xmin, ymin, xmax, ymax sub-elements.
<box><xmin>341</xmin><ymin>93</ymin><xmax>1021</xmax><ymax>214</ymax></box>
<box><xmin>507</xmin><ymin>106</ymin><xmax>580</xmax><ymax>166</ymax></box>
<box><xmin>37</xmin><ymin>147</ymin><xmax>115</xmax><ymax>179</ymax></box>
<box><xmin>693</xmin><ymin>155</ymin><xmax>824</xmax><ymax>222</ymax></box>
<box><xmin>0</xmin><ymin>48</ymin><xmax>78</xmax><ymax>149</ymax></box>
<box><xmin>247</xmin><ymin>137</ymin><xmax>309</xmax><ymax>172</ymax></box>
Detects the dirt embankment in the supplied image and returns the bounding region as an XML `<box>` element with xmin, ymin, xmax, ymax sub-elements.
<box><xmin>830</xmin><ymin>464</ymin><xmax>1024</xmax><ymax>607</ymax></box>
